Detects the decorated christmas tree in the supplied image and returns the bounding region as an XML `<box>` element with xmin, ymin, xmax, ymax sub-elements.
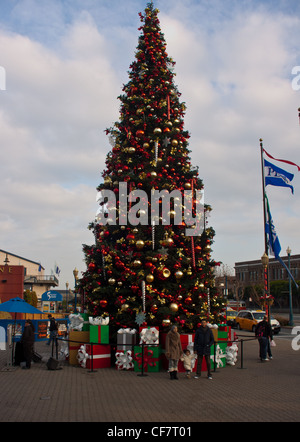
<box><xmin>78</xmin><ymin>2</ymin><xmax>225</xmax><ymax>336</ymax></box>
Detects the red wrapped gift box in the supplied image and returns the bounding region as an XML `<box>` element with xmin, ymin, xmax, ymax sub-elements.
<box><xmin>85</xmin><ymin>344</ymin><xmax>111</xmax><ymax>369</ymax></box>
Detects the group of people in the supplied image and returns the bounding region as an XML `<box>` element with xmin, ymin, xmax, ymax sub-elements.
<box><xmin>165</xmin><ymin>319</ymin><xmax>214</xmax><ymax>380</ymax></box>
<box><xmin>165</xmin><ymin>315</ymin><xmax>275</xmax><ymax>380</ymax></box>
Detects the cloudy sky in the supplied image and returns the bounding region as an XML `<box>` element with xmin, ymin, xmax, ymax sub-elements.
<box><xmin>1</xmin><ymin>0</ymin><xmax>300</xmax><ymax>290</ymax></box>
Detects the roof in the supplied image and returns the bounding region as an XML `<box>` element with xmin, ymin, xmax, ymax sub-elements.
<box><xmin>0</xmin><ymin>249</ymin><xmax>44</xmax><ymax>269</ymax></box>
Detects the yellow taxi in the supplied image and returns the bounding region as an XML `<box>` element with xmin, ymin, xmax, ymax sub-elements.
<box><xmin>226</xmin><ymin>308</ymin><xmax>238</xmax><ymax>326</ymax></box>
<box><xmin>234</xmin><ymin>310</ymin><xmax>280</xmax><ymax>334</ymax></box>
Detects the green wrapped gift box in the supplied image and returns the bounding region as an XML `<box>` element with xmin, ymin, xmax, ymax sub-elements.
<box><xmin>133</xmin><ymin>345</ymin><xmax>161</xmax><ymax>372</ymax></box>
<box><xmin>210</xmin><ymin>342</ymin><xmax>227</xmax><ymax>369</ymax></box>
<box><xmin>89</xmin><ymin>325</ymin><xmax>109</xmax><ymax>344</ymax></box>
<box><xmin>80</xmin><ymin>313</ymin><xmax>90</xmax><ymax>331</ymax></box>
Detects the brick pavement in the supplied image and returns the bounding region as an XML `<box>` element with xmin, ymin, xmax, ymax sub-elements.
<box><xmin>0</xmin><ymin>330</ymin><xmax>299</xmax><ymax>423</ymax></box>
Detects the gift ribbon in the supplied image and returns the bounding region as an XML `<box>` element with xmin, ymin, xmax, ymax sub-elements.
<box><xmin>210</xmin><ymin>344</ymin><xmax>226</xmax><ymax>368</ymax></box>
<box><xmin>89</xmin><ymin>316</ymin><xmax>109</xmax><ymax>325</ymax></box>
<box><xmin>69</xmin><ymin>314</ymin><xmax>84</xmax><ymax>331</ymax></box>
<box><xmin>134</xmin><ymin>347</ymin><xmax>159</xmax><ymax>371</ymax></box>
<box><xmin>115</xmin><ymin>351</ymin><xmax>134</xmax><ymax>370</ymax></box>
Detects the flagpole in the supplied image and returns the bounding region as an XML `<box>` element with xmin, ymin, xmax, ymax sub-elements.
<box><xmin>260</xmin><ymin>139</ymin><xmax>268</xmax><ymax>254</ymax></box>
<box><xmin>260</xmin><ymin>139</ymin><xmax>271</xmax><ymax>322</ymax></box>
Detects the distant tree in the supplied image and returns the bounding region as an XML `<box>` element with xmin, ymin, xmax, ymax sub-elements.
<box><xmin>23</xmin><ymin>289</ymin><xmax>38</xmax><ymax>308</ymax></box>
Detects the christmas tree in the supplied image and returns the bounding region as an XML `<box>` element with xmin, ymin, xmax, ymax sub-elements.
<box><xmin>78</xmin><ymin>2</ymin><xmax>225</xmax><ymax>336</ymax></box>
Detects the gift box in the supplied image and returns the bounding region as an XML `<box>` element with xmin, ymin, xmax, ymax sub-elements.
<box><xmin>69</xmin><ymin>331</ymin><xmax>90</xmax><ymax>365</ymax></box>
<box><xmin>117</xmin><ymin>328</ymin><xmax>137</xmax><ymax>351</ymax></box>
<box><xmin>90</xmin><ymin>325</ymin><xmax>109</xmax><ymax>344</ymax></box>
<box><xmin>139</xmin><ymin>326</ymin><xmax>159</xmax><ymax>345</ymax></box>
<box><xmin>217</xmin><ymin>325</ymin><xmax>230</xmax><ymax>342</ymax></box>
<box><xmin>85</xmin><ymin>344</ymin><xmax>111</xmax><ymax>369</ymax></box>
<box><xmin>210</xmin><ymin>342</ymin><xmax>227</xmax><ymax>369</ymax></box>
<box><xmin>80</xmin><ymin>313</ymin><xmax>90</xmax><ymax>331</ymax></box>
<box><xmin>133</xmin><ymin>345</ymin><xmax>161</xmax><ymax>372</ymax></box>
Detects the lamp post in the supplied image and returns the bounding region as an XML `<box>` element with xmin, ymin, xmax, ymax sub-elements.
<box><xmin>261</xmin><ymin>252</ymin><xmax>270</xmax><ymax>321</ymax></box>
<box><xmin>286</xmin><ymin>246</ymin><xmax>294</xmax><ymax>326</ymax></box>
<box><xmin>73</xmin><ymin>268</ymin><xmax>78</xmax><ymax>313</ymax></box>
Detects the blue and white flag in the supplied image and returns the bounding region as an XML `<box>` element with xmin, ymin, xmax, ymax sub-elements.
<box><xmin>55</xmin><ymin>264</ymin><xmax>61</xmax><ymax>276</ymax></box>
<box><xmin>265</xmin><ymin>195</ymin><xmax>299</xmax><ymax>289</ymax></box>
<box><xmin>264</xmin><ymin>159</ymin><xmax>294</xmax><ymax>194</ymax></box>
<box><xmin>265</xmin><ymin>195</ymin><xmax>281</xmax><ymax>258</ymax></box>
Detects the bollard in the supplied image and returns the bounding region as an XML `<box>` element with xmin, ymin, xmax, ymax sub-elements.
<box><xmin>137</xmin><ymin>342</ymin><xmax>148</xmax><ymax>377</ymax></box>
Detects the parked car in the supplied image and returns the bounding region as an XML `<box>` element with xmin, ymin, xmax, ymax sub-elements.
<box><xmin>226</xmin><ymin>308</ymin><xmax>238</xmax><ymax>327</ymax></box>
<box><xmin>234</xmin><ymin>310</ymin><xmax>281</xmax><ymax>334</ymax></box>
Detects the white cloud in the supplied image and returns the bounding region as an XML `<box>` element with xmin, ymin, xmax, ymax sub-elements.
<box><xmin>0</xmin><ymin>1</ymin><xmax>300</xmax><ymax>288</ymax></box>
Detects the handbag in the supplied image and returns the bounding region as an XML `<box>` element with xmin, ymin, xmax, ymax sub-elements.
<box><xmin>270</xmin><ymin>340</ymin><xmax>276</xmax><ymax>347</ymax></box>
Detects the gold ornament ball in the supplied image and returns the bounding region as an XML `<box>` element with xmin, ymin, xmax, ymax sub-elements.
<box><xmin>136</xmin><ymin>240</ymin><xmax>145</xmax><ymax>249</ymax></box>
<box><xmin>146</xmin><ymin>274</ymin><xmax>154</xmax><ymax>283</ymax></box>
<box><xmin>171</xmin><ymin>139</ymin><xmax>178</xmax><ymax>147</ymax></box>
<box><xmin>108</xmin><ymin>278</ymin><xmax>116</xmax><ymax>285</ymax></box>
<box><xmin>170</xmin><ymin>302</ymin><xmax>179</xmax><ymax>312</ymax></box>
<box><xmin>185</xmin><ymin>182</ymin><xmax>192</xmax><ymax>190</ymax></box>
<box><xmin>175</xmin><ymin>270</ymin><xmax>183</xmax><ymax>279</ymax></box>
<box><xmin>153</xmin><ymin>127</ymin><xmax>162</xmax><ymax>135</ymax></box>
<box><xmin>133</xmin><ymin>260</ymin><xmax>142</xmax><ymax>268</ymax></box>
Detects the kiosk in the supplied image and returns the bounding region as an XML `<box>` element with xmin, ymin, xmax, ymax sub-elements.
<box><xmin>41</xmin><ymin>290</ymin><xmax>63</xmax><ymax>313</ymax></box>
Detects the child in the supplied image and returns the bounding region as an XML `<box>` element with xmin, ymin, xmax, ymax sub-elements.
<box><xmin>180</xmin><ymin>349</ymin><xmax>197</xmax><ymax>378</ymax></box>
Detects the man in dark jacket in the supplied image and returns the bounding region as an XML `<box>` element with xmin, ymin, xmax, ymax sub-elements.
<box><xmin>21</xmin><ymin>320</ymin><xmax>35</xmax><ymax>369</ymax></box>
<box><xmin>255</xmin><ymin>315</ymin><xmax>272</xmax><ymax>361</ymax></box>
<box><xmin>46</xmin><ymin>314</ymin><xmax>58</xmax><ymax>346</ymax></box>
<box><xmin>194</xmin><ymin>319</ymin><xmax>215</xmax><ymax>379</ymax></box>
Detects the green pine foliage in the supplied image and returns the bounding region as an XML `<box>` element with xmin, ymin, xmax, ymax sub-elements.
<box><xmin>78</xmin><ymin>3</ymin><xmax>225</xmax><ymax>336</ymax></box>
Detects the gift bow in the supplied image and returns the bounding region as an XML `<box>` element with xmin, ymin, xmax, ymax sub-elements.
<box><xmin>77</xmin><ymin>344</ymin><xmax>88</xmax><ymax>368</ymax></box>
<box><xmin>89</xmin><ymin>316</ymin><xmax>110</xmax><ymax>326</ymax></box>
<box><xmin>226</xmin><ymin>344</ymin><xmax>238</xmax><ymax>366</ymax></box>
<box><xmin>117</xmin><ymin>328</ymin><xmax>137</xmax><ymax>335</ymax></box>
<box><xmin>69</xmin><ymin>314</ymin><xmax>84</xmax><ymax>331</ymax></box>
<box><xmin>134</xmin><ymin>348</ymin><xmax>159</xmax><ymax>370</ymax></box>
<box><xmin>139</xmin><ymin>327</ymin><xmax>159</xmax><ymax>345</ymax></box>
<box><xmin>115</xmin><ymin>351</ymin><xmax>134</xmax><ymax>370</ymax></box>
<box><xmin>210</xmin><ymin>344</ymin><xmax>226</xmax><ymax>368</ymax></box>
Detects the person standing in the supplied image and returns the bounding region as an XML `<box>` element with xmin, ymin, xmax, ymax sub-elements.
<box><xmin>21</xmin><ymin>320</ymin><xmax>35</xmax><ymax>369</ymax></box>
<box><xmin>255</xmin><ymin>315</ymin><xmax>272</xmax><ymax>361</ymax></box>
<box><xmin>46</xmin><ymin>314</ymin><xmax>58</xmax><ymax>346</ymax></box>
<box><xmin>194</xmin><ymin>319</ymin><xmax>215</xmax><ymax>380</ymax></box>
<box><xmin>165</xmin><ymin>325</ymin><xmax>183</xmax><ymax>380</ymax></box>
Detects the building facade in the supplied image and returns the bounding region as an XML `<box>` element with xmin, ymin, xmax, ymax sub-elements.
<box><xmin>235</xmin><ymin>254</ymin><xmax>300</xmax><ymax>287</ymax></box>
<box><xmin>0</xmin><ymin>249</ymin><xmax>58</xmax><ymax>302</ymax></box>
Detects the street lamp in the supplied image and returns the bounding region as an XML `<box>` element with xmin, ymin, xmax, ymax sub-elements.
<box><xmin>261</xmin><ymin>252</ymin><xmax>270</xmax><ymax>321</ymax></box>
<box><xmin>286</xmin><ymin>246</ymin><xmax>294</xmax><ymax>326</ymax></box>
<box><xmin>73</xmin><ymin>268</ymin><xmax>79</xmax><ymax>313</ymax></box>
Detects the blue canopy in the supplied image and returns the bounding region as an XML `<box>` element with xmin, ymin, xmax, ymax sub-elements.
<box><xmin>0</xmin><ymin>297</ymin><xmax>43</xmax><ymax>314</ymax></box>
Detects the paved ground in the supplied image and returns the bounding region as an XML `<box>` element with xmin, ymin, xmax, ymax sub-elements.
<box><xmin>0</xmin><ymin>327</ymin><xmax>299</xmax><ymax>424</ymax></box>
